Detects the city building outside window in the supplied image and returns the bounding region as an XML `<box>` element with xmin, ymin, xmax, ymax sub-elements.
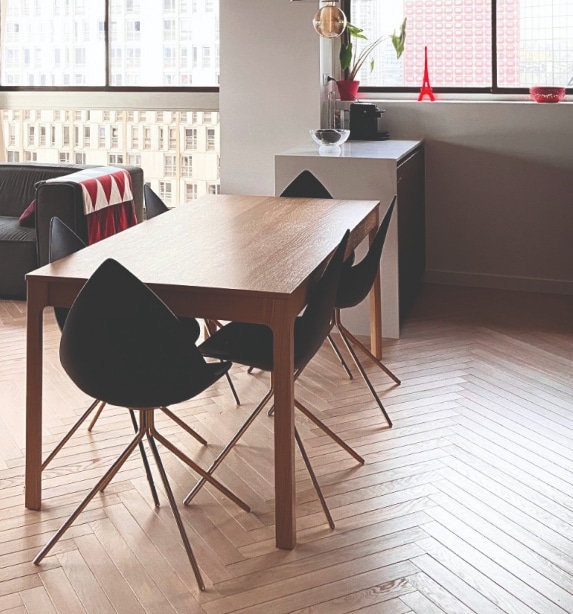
<box><xmin>59</xmin><ymin>152</ymin><xmax>70</xmax><ymax>163</ymax></box>
<box><xmin>7</xmin><ymin>151</ymin><xmax>20</xmax><ymax>162</ymax></box>
<box><xmin>75</xmin><ymin>152</ymin><xmax>86</xmax><ymax>164</ymax></box>
<box><xmin>109</xmin><ymin>153</ymin><xmax>124</xmax><ymax>164</ymax></box>
<box><xmin>349</xmin><ymin>0</ymin><xmax>573</xmax><ymax>92</ymax></box>
<box><xmin>24</xmin><ymin>151</ymin><xmax>37</xmax><ymax>161</ymax></box>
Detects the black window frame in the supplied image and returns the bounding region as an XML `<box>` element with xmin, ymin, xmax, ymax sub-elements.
<box><xmin>346</xmin><ymin>0</ymin><xmax>573</xmax><ymax>96</ymax></box>
<box><xmin>0</xmin><ymin>0</ymin><xmax>218</xmax><ymax>93</ymax></box>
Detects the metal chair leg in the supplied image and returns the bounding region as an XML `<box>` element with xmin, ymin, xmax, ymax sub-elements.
<box><xmin>204</xmin><ymin>319</ymin><xmax>241</xmax><ymax>405</ymax></box>
<box><xmin>183</xmin><ymin>388</ymin><xmax>274</xmax><ymax>506</ymax></box>
<box><xmin>159</xmin><ymin>406</ymin><xmax>208</xmax><ymax>445</ymax></box>
<box><xmin>87</xmin><ymin>400</ymin><xmax>106</xmax><ymax>432</ymax></box>
<box><xmin>294</xmin><ymin>400</ymin><xmax>364</xmax><ymax>464</ymax></box>
<box><xmin>336</xmin><ymin>318</ymin><xmax>401</xmax><ymax>386</ymax></box>
<box><xmin>294</xmin><ymin>428</ymin><xmax>335</xmax><ymax>529</ymax></box>
<box><xmin>41</xmin><ymin>398</ymin><xmax>101</xmax><ymax>471</ymax></box>
<box><xmin>128</xmin><ymin>409</ymin><xmax>160</xmax><ymax>507</ymax></box>
<box><xmin>327</xmin><ymin>333</ymin><xmax>353</xmax><ymax>380</ymax></box>
<box><xmin>152</xmin><ymin>428</ymin><xmax>251</xmax><ymax>513</ymax></box>
<box><xmin>335</xmin><ymin>324</ymin><xmax>394</xmax><ymax>428</ymax></box>
<box><xmin>34</xmin><ymin>420</ymin><xmax>145</xmax><ymax>565</ymax></box>
<box><xmin>146</xmin><ymin>433</ymin><xmax>205</xmax><ymax>591</ymax></box>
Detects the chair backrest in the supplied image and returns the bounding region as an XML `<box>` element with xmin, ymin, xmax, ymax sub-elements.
<box><xmin>336</xmin><ymin>196</ymin><xmax>396</xmax><ymax>310</ymax></box>
<box><xmin>49</xmin><ymin>217</ymin><xmax>87</xmax><ymax>332</ymax></box>
<box><xmin>144</xmin><ymin>184</ymin><xmax>170</xmax><ymax>219</ymax></box>
<box><xmin>280</xmin><ymin>171</ymin><xmax>333</xmax><ymax>199</ymax></box>
<box><xmin>59</xmin><ymin>258</ymin><xmax>218</xmax><ymax>408</ymax></box>
<box><xmin>294</xmin><ymin>230</ymin><xmax>350</xmax><ymax>371</ymax></box>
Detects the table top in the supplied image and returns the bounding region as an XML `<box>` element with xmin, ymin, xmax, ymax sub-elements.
<box><xmin>28</xmin><ymin>194</ymin><xmax>380</xmax><ymax>301</ymax></box>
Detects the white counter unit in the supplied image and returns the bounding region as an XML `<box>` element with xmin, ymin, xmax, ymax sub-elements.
<box><xmin>275</xmin><ymin>140</ymin><xmax>425</xmax><ymax>339</ymax></box>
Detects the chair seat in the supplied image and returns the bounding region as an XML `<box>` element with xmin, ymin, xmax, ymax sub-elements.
<box><xmin>199</xmin><ymin>317</ymin><xmax>325</xmax><ymax>373</ymax></box>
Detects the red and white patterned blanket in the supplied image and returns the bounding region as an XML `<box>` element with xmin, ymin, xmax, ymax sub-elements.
<box><xmin>46</xmin><ymin>166</ymin><xmax>138</xmax><ymax>244</ymax></box>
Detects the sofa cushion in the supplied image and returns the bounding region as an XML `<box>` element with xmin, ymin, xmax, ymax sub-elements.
<box><xmin>0</xmin><ymin>216</ymin><xmax>37</xmax><ymax>243</ymax></box>
<box><xmin>0</xmin><ymin>216</ymin><xmax>37</xmax><ymax>299</ymax></box>
<box><xmin>18</xmin><ymin>199</ymin><xmax>36</xmax><ymax>227</ymax></box>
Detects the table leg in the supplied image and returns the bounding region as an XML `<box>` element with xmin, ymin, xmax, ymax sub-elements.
<box><xmin>272</xmin><ymin>310</ymin><xmax>296</xmax><ymax>550</ymax></box>
<box><xmin>369</xmin><ymin>208</ymin><xmax>383</xmax><ymax>360</ymax></box>
<box><xmin>25</xmin><ymin>281</ymin><xmax>47</xmax><ymax>510</ymax></box>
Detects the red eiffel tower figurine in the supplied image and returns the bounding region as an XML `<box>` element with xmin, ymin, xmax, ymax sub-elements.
<box><xmin>418</xmin><ymin>46</ymin><xmax>435</xmax><ymax>101</ymax></box>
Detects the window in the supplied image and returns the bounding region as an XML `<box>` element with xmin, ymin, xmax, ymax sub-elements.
<box><xmin>111</xmin><ymin>127</ymin><xmax>119</xmax><ymax>147</ymax></box>
<box><xmin>207</xmin><ymin>183</ymin><xmax>219</xmax><ymax>195</ymax></box>
<box><xmin>7</xmin><ymin>150</ymin><xmax>20</xmax><ymax>162</ymax></box>
<box><xmin>27</xmin><ymin>126</ymin><xmax>35</xmax><ymax>146</ymax></box>
<box><xmin>159</xmin><ymin>181</ymin><xmax>173</xmax><ymax>203</ymax></box>
<box><xmin>164</xmin><ymin>154</ymin><xmax>176</xmax><ymax>176</ymax></box>
<box><xmin>98</xmin><ymin>126</ymin><xmax>106</xmax><ymax>147</ymax></box>
<box><xmin>109</xmin><ymin>153</ymin><xmax>124</xmax><ymax>164</ymax></box>
<box><xmin>84</xmin><ymin>126</ymin><xmax>91</xmax><ymax>147</ymax></box>
<box><xmin>75</xmin><ymin>152</ymin><xmax>86</xmax><ymax>164</ymax></box>
<box><xmin>185</xmin><ymin>182</ymin><xmax>197</xmax><ymax>200</ymax></box>
<box><xmin>24</xmin><ymin>151</ymin><xmax>37</xmax><ymax>161</ymax></box>
<box><xmin>128</xmin><ymin>154</ymin><xmax>141</xmax><ymax>165</ymax></box>
<box><xmin>1</xmin><ymin>0</ymin><xmax>220</xmax><ymax>88</ymax></box>
<box><xmin>63</xmin><ymin>125</ymin><xmax>70</xmax><ymax>145</ymax></box>
<box><xmin>185</xmin><ymin>128</ymin><xmax>197</xmax><ymax>149</ymax></box>
<box><xmin>40</xmin><ymin>126</ymin><xmax>47</xmax><ymax>146</ymax></box>
<box><xmin>348</xmin><ymin>0</ymin><xmax>573</xmax><ymax>93</ymax></box>
<box><xmin>59</xmin><ymin>152</ymin><xmax>70</xmax><ymax>163</ymax></box>
<box><xmin>207</xmin><ymin>128</ymin><xmax>216</xmax><ymax>151</ymax></box>
<box><xmin>131</xmin><ymin>125</ymin><xmax>139</xmax><ymax>149</ymax></box>
<box><xmin>181</xmin><ymin>155</ymin><xmax>193</xmax><ymax>176</ymax></box>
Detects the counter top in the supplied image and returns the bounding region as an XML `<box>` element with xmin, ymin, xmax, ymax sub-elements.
<box><xmin>277</xmin><ymin>139</ymin><xmax>422</xmax><ymax>161</ymax></box>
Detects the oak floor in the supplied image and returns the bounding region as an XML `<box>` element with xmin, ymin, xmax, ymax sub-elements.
<box><xmin>0</xmin><ymin>284</ymin><xmax>572</xmax><ymax>613</ymax></box>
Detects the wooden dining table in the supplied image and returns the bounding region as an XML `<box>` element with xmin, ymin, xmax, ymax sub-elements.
<box><xmin>25</xmin><ymin>193</ymin><xmax>382</xmax><ymax>550</ymax></box>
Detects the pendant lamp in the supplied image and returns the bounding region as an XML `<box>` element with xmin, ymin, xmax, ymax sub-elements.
<box><xmin>312</xmin><ymin>1</ymin><xmax>347</xmax><ymax>38</ymax></box>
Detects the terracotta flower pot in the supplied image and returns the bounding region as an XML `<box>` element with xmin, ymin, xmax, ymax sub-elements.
<box><xmin>336</xmin><ymin>80</ymin><xmax>360</xmax><ymax>101</ymax></box>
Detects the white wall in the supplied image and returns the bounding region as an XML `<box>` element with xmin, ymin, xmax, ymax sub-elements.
<box><xmin>220</xmin><ymin>0</ymin><xmax>320</xmax><ymax>196</ymax></box>
<box><xmin>221</xmin><ymin>4</ymin><xmax>573</xmax><ymax>294</ymax></box>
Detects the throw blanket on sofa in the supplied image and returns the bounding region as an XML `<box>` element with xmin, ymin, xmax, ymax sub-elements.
<box><xmin>46</xmin><ymin>166</ymin><xmax>137</xmax><ymax>244</ymax></box>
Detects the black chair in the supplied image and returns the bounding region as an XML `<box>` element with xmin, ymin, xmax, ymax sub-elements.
<box><xmin>329</xmin><ymin>196</ymin><xmax>401</xmax><ymax>427</ymax></box>
<box><xmin>184</xmin><ymin>231</ymin><xmax>364</xmax><ymax>528</ymax></box>
<box><xmin>33</xmin><ymin>258</ymin><xmax>250</xmax><ymax>591</ymax></box>
<box><xmin>280</xmin><ymin>170</ymin><xmax>333</xmax><ymax>199</ymax></box>
<box><xmin>42</xmin><ymin>219</ymin><xmax>209</xmax><ymax>504</ymax></box>
<box><xmin>144</xmin><ymin>184</ymin><xmax>171</xmax><ymax>219</ymax></box>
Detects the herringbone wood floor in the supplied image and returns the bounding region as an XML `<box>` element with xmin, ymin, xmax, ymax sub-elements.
<box><xmin>0</xmin><ymin>284</ymin><xmax>572</xmax><ymax>613</ymax></box>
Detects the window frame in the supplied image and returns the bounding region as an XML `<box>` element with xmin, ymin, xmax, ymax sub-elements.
<box><xmin>346</xmin><ymin>0</ymin><xmax>573</xmax><ymax>96</ymax></box>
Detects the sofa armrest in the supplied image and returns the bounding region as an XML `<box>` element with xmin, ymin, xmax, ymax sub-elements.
<box><xmin>34</xmin><ymin>165</ymin><xmax>144</xmax><ymax>267</ymax></box>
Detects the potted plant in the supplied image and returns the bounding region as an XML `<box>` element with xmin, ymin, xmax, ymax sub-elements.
<box><xmin>337</xmin><ymin>18</ymin><xmax>407</xmax><ymax>101</ymax></box>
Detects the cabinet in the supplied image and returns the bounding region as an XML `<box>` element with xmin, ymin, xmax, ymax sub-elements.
<box><xmin>275</xmin><ymin>140</ymin><xmax>425</xmax><ymax>338</ymax></box>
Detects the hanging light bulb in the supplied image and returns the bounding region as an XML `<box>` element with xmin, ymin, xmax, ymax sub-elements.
<box><xmin>313</xmin><ymin>1</ymin><xmax>347</xmax><ymax>39</ymax></box>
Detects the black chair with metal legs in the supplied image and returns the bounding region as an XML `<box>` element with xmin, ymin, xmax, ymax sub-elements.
<box><xmin>280</xmin><ymin>170</ymin><xmax>333</xmax><ymax>199</ymax></box>
<box><xmin>328</xmin><ymin>196</ymin><xmax>401</xmax><ymax>428</ymax></box>
<box><xmin>43</xmin><ymin>219</ymin><xmax>209</xmax><ymax>503</ymax></box>
<box><xmin>186</xmin><ymin>231</ymin><xmax>364</xmax><ymax>528</ymax></box>
<box><xmin>33</xmin><ymin>258</ymin><xmax>250</xmax><ymax>591</ymax></box>
<box><xmin>144</xmin><ymin>184</ymin><xmax>171</xmax><ymax>219</ymax></box>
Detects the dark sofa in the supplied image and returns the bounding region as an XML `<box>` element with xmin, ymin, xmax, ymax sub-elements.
<box><xmin>0</xmin><ymin>163</ymin><xmax>144</xmax><ymax>299</ymax></box>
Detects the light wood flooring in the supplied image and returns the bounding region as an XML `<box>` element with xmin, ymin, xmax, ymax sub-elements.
<box><xmin>0</xmin><ymin>283</ymin><xmax>572</xmax><ymax>613</ymax></box>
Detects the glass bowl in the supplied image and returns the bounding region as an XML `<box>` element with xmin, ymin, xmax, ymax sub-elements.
<box><xmin>310</xmin><ymin>128</ymin><xmax>350</xmax><ymax>147</ymax></box>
